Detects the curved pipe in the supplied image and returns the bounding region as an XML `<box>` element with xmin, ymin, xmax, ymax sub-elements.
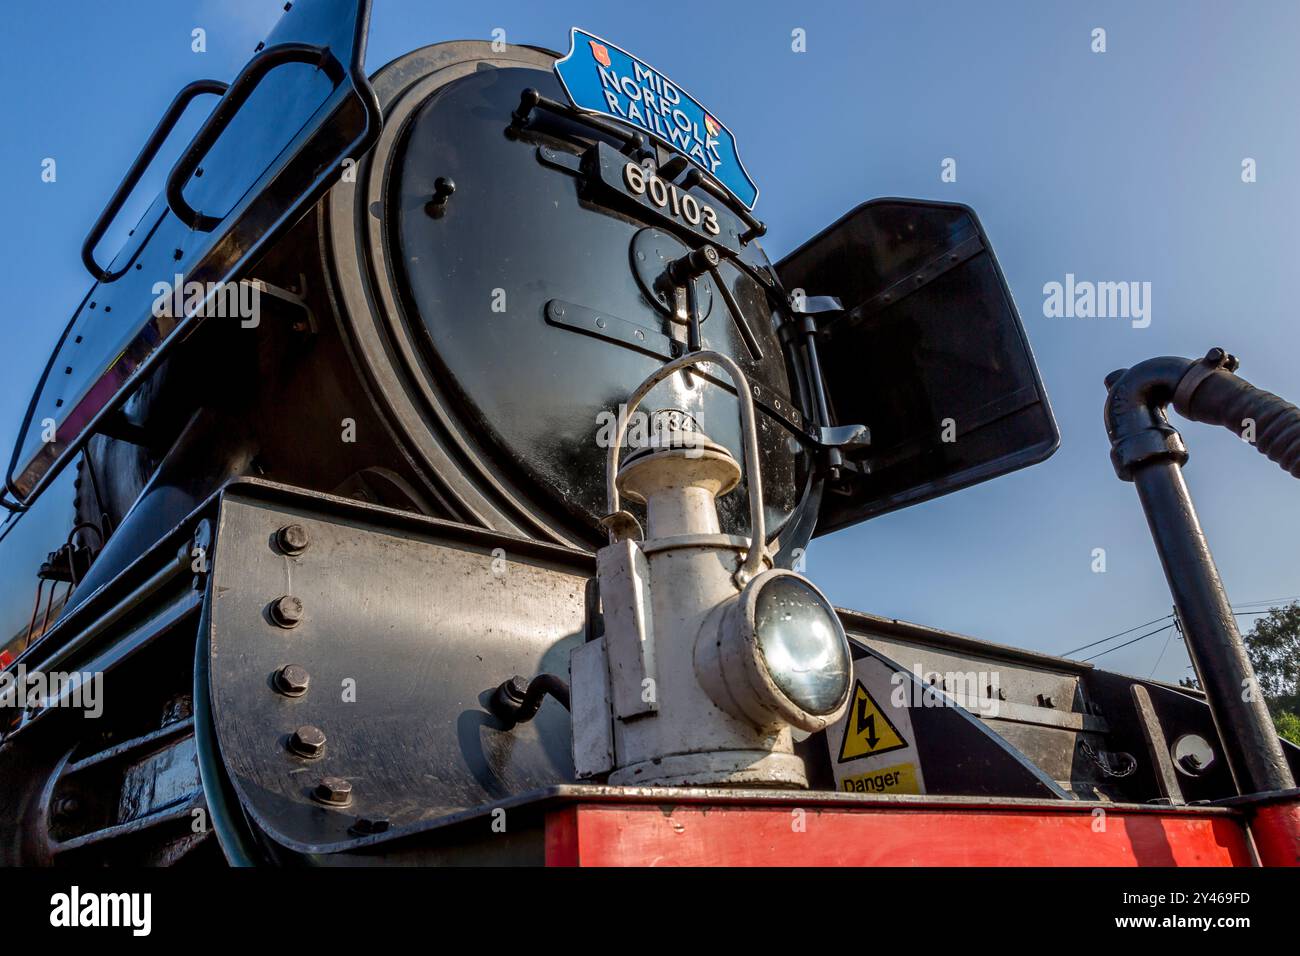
<box><xmin>1102</xmin><ymin>355</ymin><xmax>1196</xmax><ymax>480</ymax></box>
<box><xmin>1105</xmin><ymin>348</ymin><xmax>1300</xmax><ymax>479</ymax></box>
<box><xmin>488</xmin><ymin>674</ymin><xmax>571</xmax><ymax>728</ymax></box>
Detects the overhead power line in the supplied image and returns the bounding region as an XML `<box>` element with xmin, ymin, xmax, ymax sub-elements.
<box><xmin>1060</xmin><ymin>614</ymin><xmax>1172</xmax><ymax>657</ymax></box>
<box><xmin>1063</xmin><ymin>595</ymin><xmax>1298</xmax><ymax>661</ymax></box>
<box><xmin>1080</xmin><ymin>624</ymin><xmax>1175</xmax><ymax>662</ymax></box>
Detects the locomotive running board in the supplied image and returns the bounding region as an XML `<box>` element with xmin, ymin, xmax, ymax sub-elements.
<box><xmin>182</xmin><ymin>479</ymin><xmax>1293</xmax><ymax>863</ymax></box>
<box><xmin>3</xmin><ymin>476</ymin><xmax>1280</xmax><ymax>864</ymax></box>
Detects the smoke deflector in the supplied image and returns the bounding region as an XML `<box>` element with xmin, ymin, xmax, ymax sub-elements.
<box><xmin>777</xmin><ymin>198</ymin><xmax>1059</xmax><ymax>533</ymax></box>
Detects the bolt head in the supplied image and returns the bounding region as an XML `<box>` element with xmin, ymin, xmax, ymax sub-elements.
<box><xmin>275</xmin><ymin>664</ymin><xmax>311</xmax><ymax>697</ymax></box>
<box><xmin>289</xmin><ymin>725</ymin><xmax>327</xmax><ymax>758</ymax></box>
<box><xmin>313</xmin><ymin>776</ymin><xmax>353</xmax><ymax>807</ymax></box>
<box><xmin>275</xmin><ymin>523</ymin><xmax>309</xmax><ymax>555</ymax></box>
<box><xmin>270</xmin><ymin>594</ymin><xmax>305</xmax><ymax>628</ymax></box>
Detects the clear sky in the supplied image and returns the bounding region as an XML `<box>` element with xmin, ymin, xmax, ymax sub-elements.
<box><xmin>2</xmin><ymin>0</ymin><xmax>1296</xmax><ymax>683</ymax></box>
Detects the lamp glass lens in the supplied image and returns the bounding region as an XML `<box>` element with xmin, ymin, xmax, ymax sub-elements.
<box><xmin>753</xmin><ymin>576</ymin><xmax>850</xmax><ymax>715</ymax></box>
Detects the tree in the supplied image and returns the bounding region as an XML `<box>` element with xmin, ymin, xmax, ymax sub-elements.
<box><xmin>1276</xmin><ymin>711</ymin><xmax>1300</xmax><ymax>747</ymax></box>
<box><xmin>1173</xmin><ymin>603</ymin><xmax>1300</xmax><ymax>745</ymax></box>
<box><xmin>1242</xmin><ymin>602</ymin><xmax>1300</xmax><ymax>745</ymax></box>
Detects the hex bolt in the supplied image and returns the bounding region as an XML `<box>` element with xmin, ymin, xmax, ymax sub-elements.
<box><xmin>349</xmin><ymin>817</ymin><xmax>389</xmax><ymax>836</ymax></box>
<box><xmin>289</xmin><ymin>725</ymin><xmax>327</xmax><ymax>758</ymax></box>
<box><xmin>275</xmin><ymin>664</ymin><xmax>311</xmax><ymax>697</ymax></box>
<box><xmin>313</xmin><ymin>776</ymin><xmax>352</xmax><ymax>807</ymax></box>
<box><xmin>270</xmin><ymin>594</ymin><xmax>304</xmax><ymax>628</ymax></box>
<box><xmin>52</xmin><ymin>796</ymin><xmax>81</xmax><ymax>819</ymax></box>
<box><xmin>275</xmin><ymin>523</ymin><xmax>309</xmax><ymax>555</ymax></box>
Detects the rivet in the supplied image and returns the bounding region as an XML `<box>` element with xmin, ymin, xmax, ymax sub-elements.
<box><xmin>288</xmin><ymin>724</ymin><xmax>326</xmax><ymax>758</ymax></box>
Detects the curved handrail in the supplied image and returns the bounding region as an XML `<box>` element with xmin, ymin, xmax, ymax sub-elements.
<box><xmin>604</xmin><ymin>351</ymin><xmax>767</xmax><ymax>583</ymax></box>
<box><xmin>81</xmin><ymin>79</ymin><xmax>229</xmax><ymax>282</ymax></box>
<box><xmin>165</xmin><ymin>42</ymin><xmax>345</xmax><ymax>232</ymax></box>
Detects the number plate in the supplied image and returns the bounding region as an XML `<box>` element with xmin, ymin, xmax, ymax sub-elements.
<box><xmin>585</xmin><ymin>142</ymin><xmax>745</xmax><ymax>255</ymax></box>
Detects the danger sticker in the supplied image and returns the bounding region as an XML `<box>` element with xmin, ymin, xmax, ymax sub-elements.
<box><xmin>838</xmin><ymin>679</ymin><xmax>907</xmax><ymax>761</ymax></box>
<box><xmin>840</xmin><ymin>761</ymin><xmax>921</xmax><ymax>795</ymax></box>
<box><xmin>828</xmin><ymin>655</ymin><xmax>927</xmax><ymax>794</ymax></box>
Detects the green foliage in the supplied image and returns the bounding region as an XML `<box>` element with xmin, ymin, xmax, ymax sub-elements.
<box><xmin>1243</xmin><ymin>602</ymin><xmax>1300</xmax><ymax>716</ymax></box>
<box><xmin>1242</xmin><ymin>602</ymin><xmax>1300</xmax><ymax>744</ymax></box>
<box><xmin>1275</xmin><ymin>711</ymin><xmax>1300</xmax><ymax>747</ymax></box>
<box><xmin>1167</xmin><ymin>604</ymin><xmax>1299</xmax><ymax>744</ymax></box>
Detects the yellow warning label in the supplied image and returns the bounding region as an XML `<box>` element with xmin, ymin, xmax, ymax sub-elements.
<box><xmin>841</xmin><ymin>762</ymin><xmax>921</xmax><ymax>795</ymax></box>
<box><xmin>838</xmin><ymin>679</ymin><xmax>908</xmax><ymax>762</ymax></box>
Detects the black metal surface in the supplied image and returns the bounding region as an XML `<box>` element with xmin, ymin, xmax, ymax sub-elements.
<box><xmin>1084</xmin><ymin>669</ymin><xmax>1239</xmax><ymax>804</ymax></box>
<box><xmin>1105</xmin><ymin>356</ymin><xmax>1297</xmax><ymax>798</ymax></box>
<box><xmin>776</xmin><ymin>198</ymin><xmax>1059</xmax><ymax>532</ymax></box>
<box><xmin>326</xmin><ymin>43</ymin><xmax>812</xmax><ymax>550</ymax></box>
<box><xmin>1130</xmin><ymin>683</ymin><xmax>1185</xmax><ymax>805</ymax></box>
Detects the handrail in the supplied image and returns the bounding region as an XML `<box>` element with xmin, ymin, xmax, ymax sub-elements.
<box><xmin>165</xmin><ymin>42</ymin><xmax>345</xmax><ymax>231</ymax></box>
<box><xmin>81</xmin><ymin>79</ymin><xmax>229</xmax><ymax>281</ymax></box>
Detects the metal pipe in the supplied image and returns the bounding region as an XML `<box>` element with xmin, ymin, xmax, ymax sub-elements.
<box><xmin>1105</xmin><ymin>350</ymin><xmax>1300</xmax><ymax>864</ymax></box>
<box><xmin>489</xmin><ymin>674</ymin><xmax>571</xmax><ymax>728</ymax></box>
<box><xmin>1104</xmin><ymin>351</ymin><xmax>1296</xmax><ymax>800</ymax></box>
<box><xmin>1131</xmin><ymin>460</ymin><xmax>1294</xmax><ymax>796</ymax></box>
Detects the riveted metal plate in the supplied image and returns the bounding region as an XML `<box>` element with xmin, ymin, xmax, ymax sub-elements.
<box><xmin>206</xmin><ymin>485</ymin><xmax>593</xmax><ymax>852</ymax></box>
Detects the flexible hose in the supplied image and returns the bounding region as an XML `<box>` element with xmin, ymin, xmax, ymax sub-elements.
<box><xmin>1174</xmin><ymin>362</ymin><xmax>1300</xmax><ymax>478</ymax></box>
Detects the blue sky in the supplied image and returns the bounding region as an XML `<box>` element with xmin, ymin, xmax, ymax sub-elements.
<box><xmin>2</xmin><ymin>1</ymin><xmax>1297</xmax><ymax>682</ymax></box>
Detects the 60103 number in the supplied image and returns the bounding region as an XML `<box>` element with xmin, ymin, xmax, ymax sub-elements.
<box><xmin>623</xmin><ymin>162</ymin><xmax>721</xmax><ymax>237</ymax></box>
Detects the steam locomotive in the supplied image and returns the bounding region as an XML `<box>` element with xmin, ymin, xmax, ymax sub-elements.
<box><xmin>1</xmin><ymin>0</ymin><xmax>1297</xmax><ymax>866</ymax></box>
